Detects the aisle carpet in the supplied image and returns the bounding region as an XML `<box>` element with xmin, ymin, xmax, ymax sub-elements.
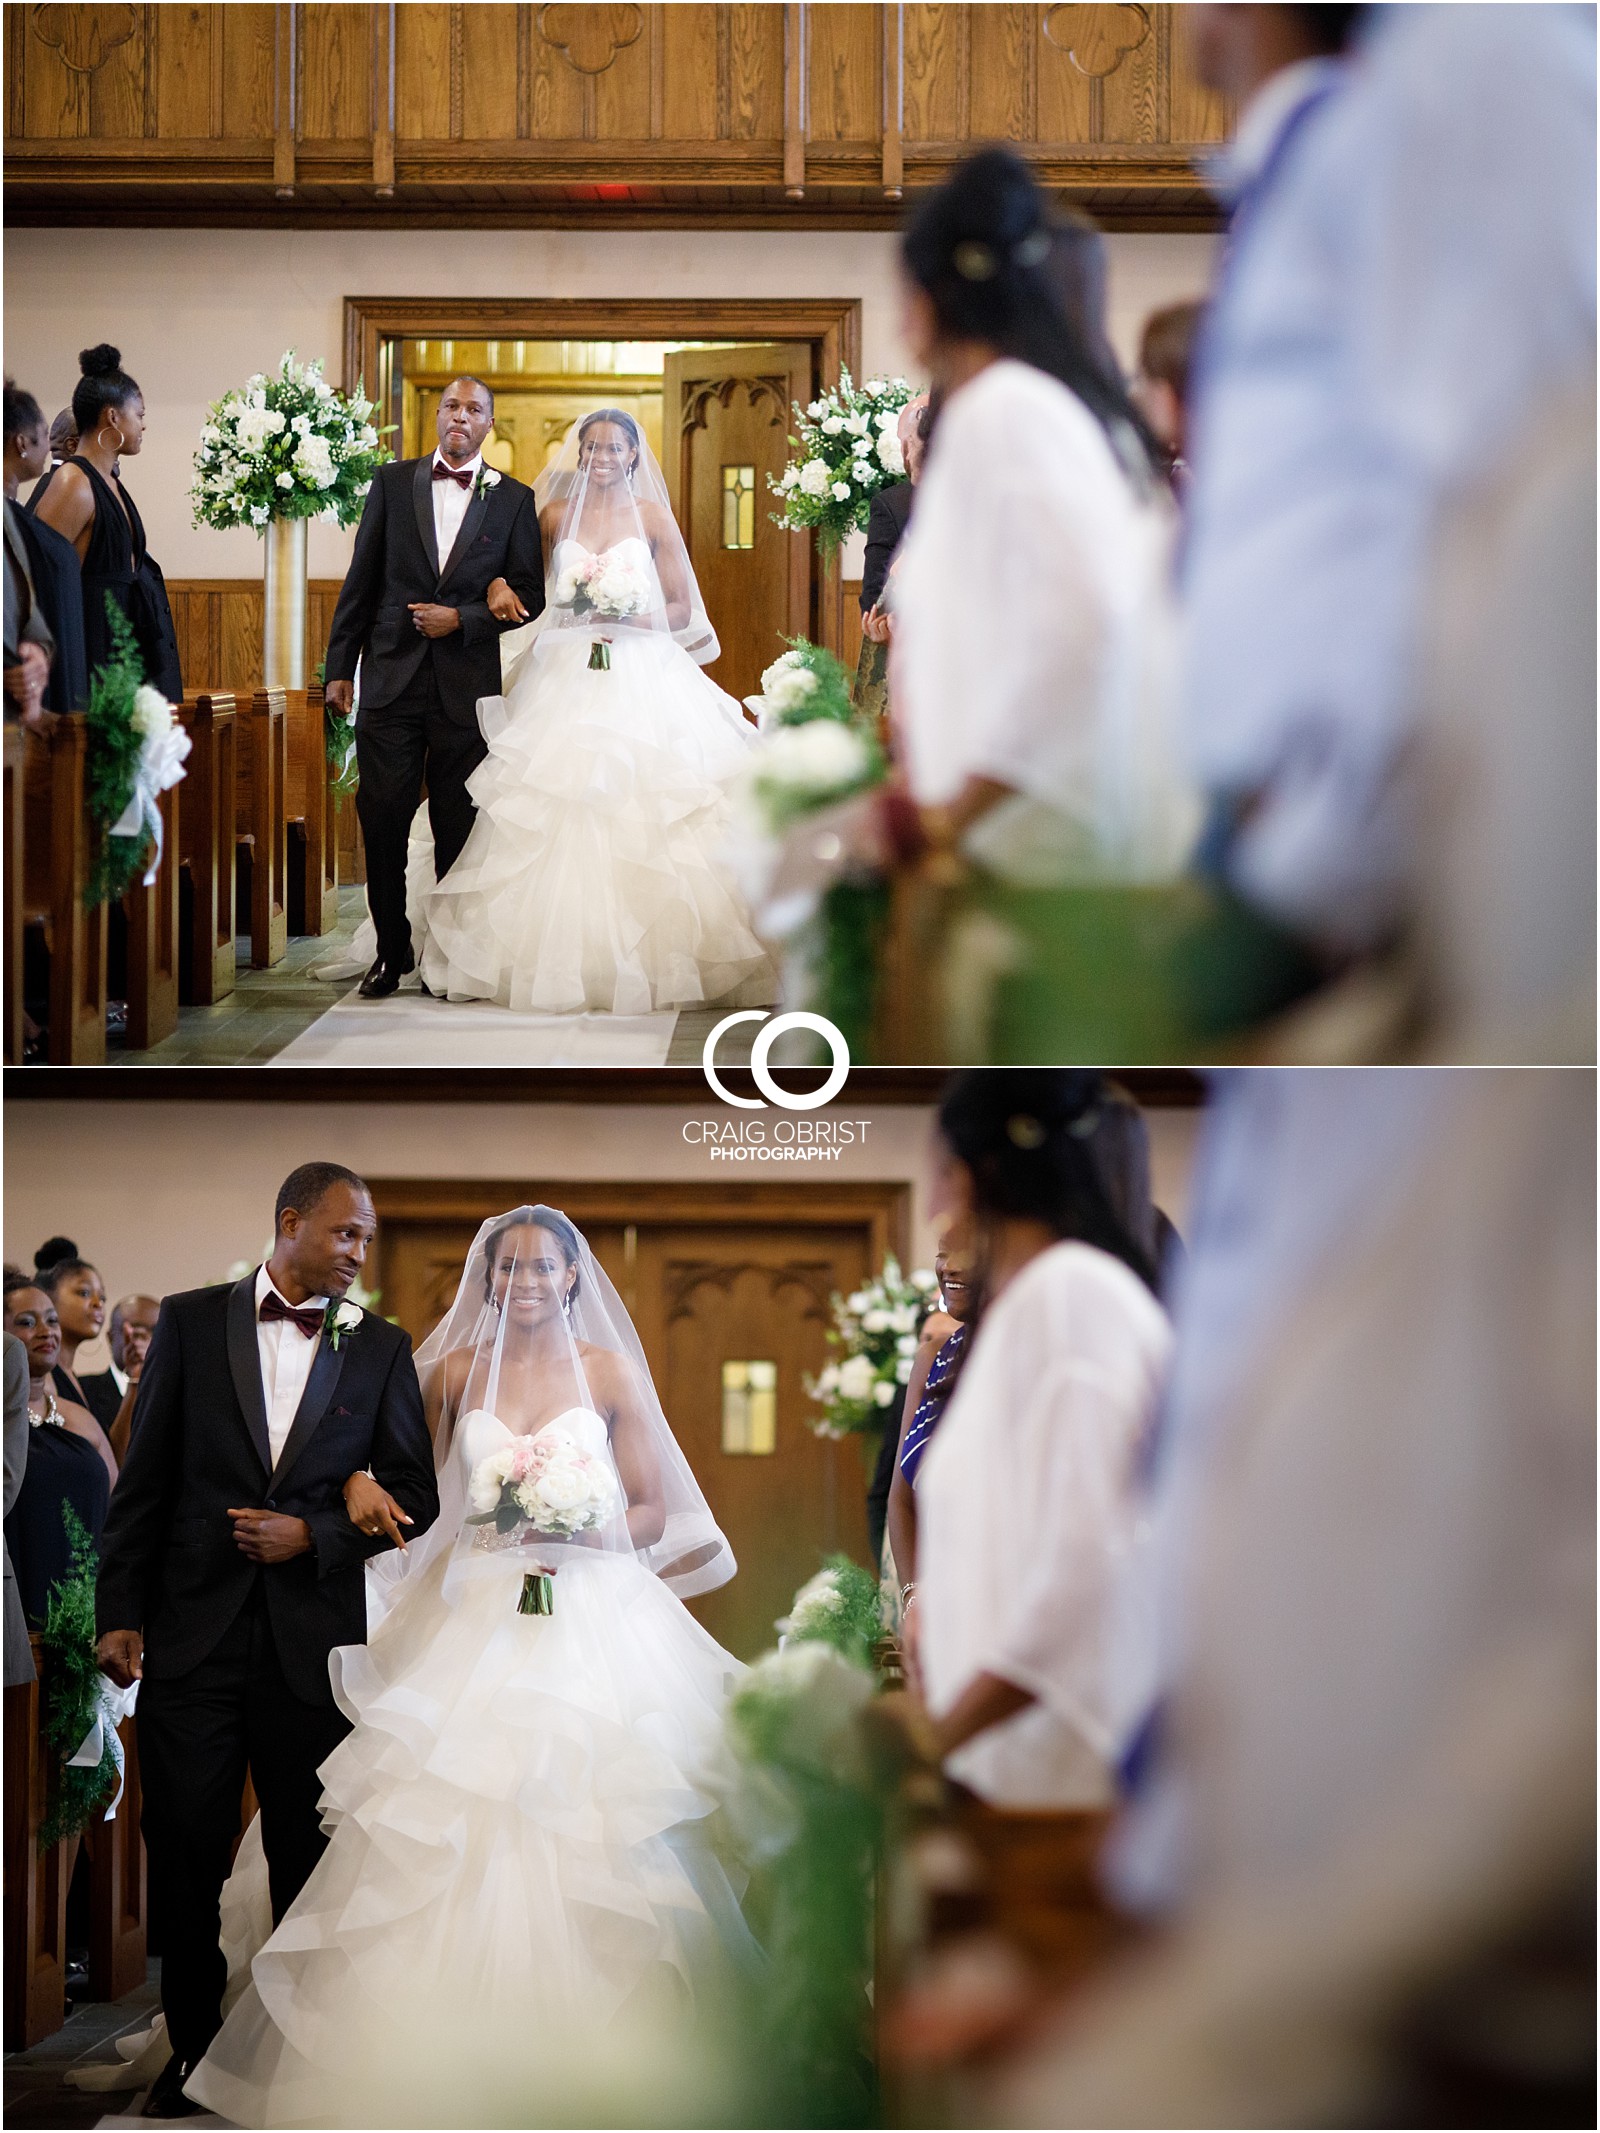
<box><xmin>270</xmin><ymin>987</ymin><xmax>678</xmax><ymax>1066</ymax></box>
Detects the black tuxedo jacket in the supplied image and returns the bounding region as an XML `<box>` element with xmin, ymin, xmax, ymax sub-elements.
<box><xmin>324</xmin><ymin>456</ymin><xmax>546</xmax><ymax>722</ymax></box>
<box><xmin>859</xmin><ymin>480</ymin><xmax>914</xmax><ymax>615</ymax></box>
<box><xmin>96</xmin><ymin>1275</ymin><xmax>439</xmax><ymax>1705</ymax></box>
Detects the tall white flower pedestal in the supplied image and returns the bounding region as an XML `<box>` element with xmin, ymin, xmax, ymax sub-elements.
<box><xmin>262</xmin><ymin>516</ymin><xmax>308</xmax><ymax>690</ymax></box>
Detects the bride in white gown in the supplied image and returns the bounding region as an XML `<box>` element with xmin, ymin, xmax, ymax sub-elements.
<box><xmin>186</xmin><ymin>1208</ymin><xmax>756</xmax><ymax>2128</ymax></box>
<box><xmin>411</xmin><ymin>411</ymin><xmax>775</xmax><ymax>1015</ymax></box>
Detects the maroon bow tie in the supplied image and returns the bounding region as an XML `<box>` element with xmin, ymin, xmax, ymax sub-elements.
<box><xmin>432</xmin><ymin>462</ymin><xmax>473</xmax><ymax>490</ymax></box>
<box><xmin>259</xmin><ymin>1293</ymin><xmax>324</xmax><ymax>1340</ymax></box>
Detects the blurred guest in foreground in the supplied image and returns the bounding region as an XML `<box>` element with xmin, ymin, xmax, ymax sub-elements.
<box><xmin>860</xmin><ymin>392</ymin><xmax>929</xmax><ymax>640</ymax></box>
<box><xmin>1179</xmin><ymin>3</ymin><xmax>1595</xmax><ymax>980</ymax></box>
<box><xmin>6</xmin><ymin>377</ymin><xmax>87</xmax><ymax>713</ymax></box>
<box><xmin>30</xmin><ymin>343</ymin><xmax>182</xmax><ymax>704</ymax></box>
<box><xmin>2</xmin><ymin>1282</ymin><xmax>115</xmax><ymax>1626</ymax></box>
<box><xmin>885</xmin><ymin>1219</ymin><xmax>975</xmax><ymax>1633</ymax></box>
<box><xmin>993</xmin><ymin>1066</ymin><xmax>1594</xmax><ymax>2127</ymax></box>
<box><xmin>37</xmin><ymin>1250</ymin><xmax>121</xmax><ymax>1434</ymax></box>
<box><xmin>896</xmin><ymin>1071</ymin><xmax>1171</xmax><ymax>1807</ymax></box>
<box><xmin>886</xmin><ymin>148</ymin><xmax>1196</xmax><ymax>889</ymax></box>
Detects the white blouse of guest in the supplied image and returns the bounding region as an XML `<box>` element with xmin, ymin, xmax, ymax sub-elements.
<box><xmin>891</xmin><ymin>358</ymin><xmax>1196</xmax><ymax>883</ymax></box>
<box><xmin>916</xmin><ymin>1237</ymin><xmax>1173</xmax><ymax>1810</ymax></box>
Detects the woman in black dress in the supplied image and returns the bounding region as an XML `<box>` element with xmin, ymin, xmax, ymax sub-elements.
<box><xmin>29</xmin><ymin>343</ymin><xmax>181</xmax><ymax>704</ymax></box>
<box><xmin>4</xmin><ymin>379</ymin><xmax>88</xmax><ymax>713</ymax></box>
<box><xmin>34</xmin><ymin>1248</ymin><xmax>122</xmax><ymax>1435</ymax></box>
<box><xmin>1</xmin><ymin>1283</ymin><xmax>115</xmax><ymax>1628</ymax></box>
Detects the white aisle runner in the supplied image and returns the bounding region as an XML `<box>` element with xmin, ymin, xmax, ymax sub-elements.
<box><xmin>271</xmin><ymin>989</ymin><xmax>677</xmax><ymax>1067</ymax></box>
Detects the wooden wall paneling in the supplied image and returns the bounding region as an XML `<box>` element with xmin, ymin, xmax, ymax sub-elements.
<box><xmin>220</xmin><ymin>4</ymin><xmax>276</xmax><ymax>141</ymax></box>
<box><xmin>968</xmin><ymin>4</ymin><xmax>1036</xmax><ymax>143</ymax></box>
<box><xmin>726</xmin><ymin>2</ymin><xmax>783</xmax><ymax>141</ymax></box>
<box><xmin>807</xmin><ymin>3</ymin><xmax>880</xmax><ymax>147</ymax></box>
<box><xmin>526</xmin><ymin>5</ymin><xmax>591</xmax><ymax>141</ymax></box>
<box><xmin>273</xmin><ymin>0</ymin><xmax>296</xmax><ymax>192</ymax></box>
<box><xmin>371</xmin><ymin>0</ymin><xmax>395</xmax><ymax>192</ymax></box>
<box><xmin>242</xmin><ymin>689</ymin><xmax>288</xmax><ymax>967</ymax></box>
<box><xmin>459</xmin><ymin>4</ymin><xmax>519</xmax><ymax>142</ymax></box>
<box><xmin>299</xmin><ymin>3</ymin><xmax>372</xmax><ymax>141</ymax></box>
<box><xmin>85</xmin><ymin>1719</ymin><xmax>146</xmax><ymax>2005</ymax></box>
<box><xmin>591</xmin><ymin>8</ymin><xmax>654</xmax><ymax>147</ymax></box>
<box><xmin>22</xmin><ymin>8</ymin><xmax>91</xmax><ymax>138</ymax></box>
<box><xmin>1037</xmin><ymin>8</ymin><xmax>1098</xmax><ymax>144</ymax></box>
<box><xmin>394</xmin><ymin>3</ymin><xmax>451</xmax><ymax>139</ymax></box>
<box><xmin>155</xmin><ymin>2</ymin><xmax>216</xmax><ymax>141</ymax></box>
<box><xmin>902</xmin><ymin>4</ymin><xmax>965</xmax><ymax>144</ymax></box>
<box><xmin>219</xmin><ymin>586</ymin><xmax>264</xmax><ymax>701</ymax></box>
<box><xmin>783</xmin><ymin>2</ymin><xmax>805</xmax><ymax>193</ymax></box>
<box><xmin>882</xmin><ymin>2</ymin><xmax>903</xmax><ymax>198</ymax></box>
<box><xmin>86</xmin><ymin>5</ymin><xmax>146</xmax><ymax>138</ymax></box>
<box><xmin>1166</xmin><ymin>9</ymin><xmax>1231</xmax><ymax>144</ymax></box>
<box><xmin>123</xmin><ymin>779</ymin><xmax>181</xmax><ymax>1049</ymax></box>
<box><xmin>659</xmin><ymin>5</ymin><xmax>719</xmax><ymax>143</ymax></box>
<box><xmin>1093</xmin><ymin>5</ymin><xmax>1162</xmax><ymax>146</ymax></box>
<box><xmin>3</xmin><ymin>1659</ymin><xmax>69</xmax><ymax>2049</ymax></box>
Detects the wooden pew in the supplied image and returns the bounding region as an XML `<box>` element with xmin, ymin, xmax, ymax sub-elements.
<box><xmin>3</xmin><ymin>1636</ymin><xmax>68</xmax><ymax>2050</ymax></box>
<box><xmin>176</xmin><ymin>693</ymin><xmax>238</xmax><ymax>1006</ymax></box>
<box><xmin>283</xmin><ymin>683</ymin><xmax>339</xmax><ymax>936</ymax></box>
<box><xmin>84</xmin><ymin>1711</ymin><xmax>145</xmax><ymax>2003</ymax></box>
<box><xmin>20</xmin><ymin>713</ymin><xmax>109</xmax><ymax>1065</ymax></box>
<box><xmin>239</xmin><ymin>688</ymin><xmax>288</xmax><ymax>968</ymax></box>
<box><xmin>122</xmin><ymin>779</ymin><xmax>181</xmax><ymax>1050</ymax></box>
<box><xmin>4</xmin><ymin>723</ymin><xmax>23</xmax><ymax>1064</ymax></box>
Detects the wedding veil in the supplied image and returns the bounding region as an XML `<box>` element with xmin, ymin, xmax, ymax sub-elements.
<box><xmin>534</xmin><ymin>411</ymin><xmax>720</xmax><ymax>665</ymax></box>
<box><xmin>370</xmin><ymin>1209</ymin><xmax>735</xmax><ymax>1616</ymax></box>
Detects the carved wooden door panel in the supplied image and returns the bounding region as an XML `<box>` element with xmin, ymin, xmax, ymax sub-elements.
<box><xmin>628</xmin><ymin>1221</ymin><xmax>875</xmax><ymax>1658</ymax></box>
<box><xmin>662</xmin><ymin>342</ymin><xmax>813</xmax><ymax>710</ymax></box>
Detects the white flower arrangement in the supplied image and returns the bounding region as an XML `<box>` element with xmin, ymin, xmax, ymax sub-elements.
<box><xmin>770</xmin><ymin>368</ymin><xmax>915</xmax><ymax>554</ymax></box>
<box><xmin>83</xmin><ymin>602</ymin><xmax>191</xmax><ymax>905</ymax></box>
<box><xmin>804</xmin><ymin>1255</ymin><xmax>941</xmax><ymax>1439</ymax></box>
<box><xmin>734</xmin><ymin>639</ymin><xmax>886</xmax><ymax>834</ymax></box>
<box><xmin>323</xmin><ymin>1299</ymin><xmax>363</xmax><ymax>1350</ymax></box>
<box><xmin>551</xmin><ymin>544</ymin><xmax>655</xmax><ymax>622</ymax></box>
<box><xmin>466</xmin><ymin>1425</ymin><xmax>620</xmax><ymax>1540</ymax></box>
<box><xmin>190</xmin><ymin>351</ymin><xmax>393</xmax><ymax>533</ymax></box>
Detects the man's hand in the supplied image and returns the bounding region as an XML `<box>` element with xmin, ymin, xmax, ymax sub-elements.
<box><xmin>343</xmin><ymin>1471</ymin><xmax>414</xmax><ymax>1550</ymax></box>
<box><xmin>862</xmin><ymin>602</ymin><xmax>892</xmax><ymax>646</ymax></box>
<box><xmin>408</xmin><ymin>602</ymin><xmax>461</xmax><ymax>639</ymax></box>
<box><xmin>485</xmin><ymin>578</ymin><xmax>529</xmax><ymax>625</ymax></box>
<box><xmin>227</xmin><ymin>1508</ymin><xmax>314</xmax><ymax>1564</ymax></box>
<box><xmin>96</xmin><ymin>1629</ymin><xmax>143</xmax><ymax>1688</ymax></box>
<box><xmin>324</xmin><ymin>678</ymin><xmax>355</xmax><ymax>718</ymax></box>
<box><xmin>5</xmin><ymin>645</ymin><xmax>50</xmax><ymax>732</ymax></box>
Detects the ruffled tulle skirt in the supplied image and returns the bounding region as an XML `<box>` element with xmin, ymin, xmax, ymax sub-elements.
<box><xmin>188</xmin><ymin>1550</ymin><xmax>754</xmax><ymax>2128</ymax></box>
<box><xmin>419</xmin><ymin>630</ymin><xmax>776</xmax><ymax>1015</ymax></box>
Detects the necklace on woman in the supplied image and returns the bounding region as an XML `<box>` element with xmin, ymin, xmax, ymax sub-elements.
<box><xmin>27</xmin><ymin>1385</ymin><xmax>63</xmax><ymax>1429</ymax></box>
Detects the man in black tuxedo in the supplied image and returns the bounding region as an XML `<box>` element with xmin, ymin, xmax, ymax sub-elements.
<box><xmin>96</xmin><ymin>1163</ymin><xmax>438</xmax><ymax>2117</ymax></box>
<box><xmin>324</xmin><ymin>377</ymin><xmax>545</xmax><ymax>997</ymax></box>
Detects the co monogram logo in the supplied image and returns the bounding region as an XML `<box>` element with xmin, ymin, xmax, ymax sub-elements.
<box><xmin>701</xmin><ymin>1010</ymin><xmax>851</xmax><ymax>1111</ymax></box>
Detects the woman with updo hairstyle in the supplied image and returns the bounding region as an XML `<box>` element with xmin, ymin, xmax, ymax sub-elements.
<box><xmin>884</xmin><ymin>147</ymin><xmax>1194</xmax><ymax>888</ymax></box>
<box><xmin>5</xmin><ymin>379</ymin><xmax>88</xmax><ymax>713</ymax></box>
<box><xmin>893</xmin><ymin>1068</ymin><xmax>1173</xmax><ymax>1809</ymax></box>
<box><xmin>30</xmin><ymin>343</ymin><xmax>182</xmax><ymax>703</ymax></box>
<box><xmin>35</xmin><ymin>1247</ymin><xmax>122</xmax><ymax>1433</ymax></box>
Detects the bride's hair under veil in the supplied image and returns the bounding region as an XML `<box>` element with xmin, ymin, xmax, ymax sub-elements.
<box><xmin>534</xmin><ymin>410</ymin><xmax>720</xmax><ymax>664</ymax></box>
<box><xmin>368</xmin><ymin>1208</ymin><xmax>735</xmax><ymax>1622</ymax></box>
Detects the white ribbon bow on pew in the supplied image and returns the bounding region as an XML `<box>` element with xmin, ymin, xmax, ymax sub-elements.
<box><xmin>110</xmin><ymin>686</ymin><xmax>192</xmax><ymax>887</ymax></box>
<box><xmin>68</xmin><ymin>1676</ymin><xmax>140</xmax><ymax>1819</ymax></box>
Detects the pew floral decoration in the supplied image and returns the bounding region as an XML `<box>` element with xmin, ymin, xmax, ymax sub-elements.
<box><xmin>39</xmin><ymin>1505</ymin><xmax>122</xmax><ymax>1848</ymax></box>
<box><xmin>803</xmin><ymin>1256</ymin><xmax>941</xmax><ymax>1441</ymax></box>
<box><xmin>189</xmin><ymin>351</ymin><xmax>393</xmax><ymax>532</ymax></box>
<box><xmin>769</xmin><ymin>369</ymin><xmax>916</xmax><ymax>554</ymax></box>
<box><xmin>84</xmin><ymin>597</ymin><xmax>191</xmax><ymax>906</ymax></box>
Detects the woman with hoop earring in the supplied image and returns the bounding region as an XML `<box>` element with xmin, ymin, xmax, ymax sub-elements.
<box><xmin>30</xmin><ymin>342</ymin><xmax>182</xmax><ymax>703</ymax></box>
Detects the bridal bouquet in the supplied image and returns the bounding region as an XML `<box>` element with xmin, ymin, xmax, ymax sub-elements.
<box><xmin>466</xmin><ymin>1428</ymin><xmax>620</xmax><ymax>1614</ymax></box>
<box><xmin>770</xmin><ymin>369</ymin><xmax>915</xmax><ymax>554</ymax></box>
<box><xmin>804</xmin><ymin>1255</ymin><xmax>941</xmax><ymax>1440</ymax></box>
<box><xmin>552</xmin><ymin>546</ymin><xmax>657</xmax><ymax>669</ymax></box>
<box><xmin>190</xmin><ymin>351</ymin><xmax>392</xmax><ymax>531</ymax></box>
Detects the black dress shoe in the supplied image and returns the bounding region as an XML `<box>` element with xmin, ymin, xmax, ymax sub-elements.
<box><xmin>357</xmin><ymin>951</ymin><xmax>413</xmax><ymax>1000</ymax></box>
<box><xmin>143</xmin><ymin>2055</ymin><xmax>206</xmax><ymax>2118</ymax></box>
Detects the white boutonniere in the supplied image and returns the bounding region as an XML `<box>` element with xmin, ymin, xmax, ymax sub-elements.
<box><xmin>325</xmin><ymin>1299</ymin><xmax>363</xmax><ymax>1350</ymax></box>
<box><xmin>475</xmin><ymin>466</ymin><xmax>502</xmax><ymax>498</ymax></box>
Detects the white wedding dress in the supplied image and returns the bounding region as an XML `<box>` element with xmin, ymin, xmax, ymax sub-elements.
<box><xmin>188</xmin><ymin>1405</ymin><xmax>754</xmax><ymax>2128</ymax></box>
<box><xmin>418</xmin><ymin>538</ymin><xmax>776</xmax><ymax>1016</ymax></box>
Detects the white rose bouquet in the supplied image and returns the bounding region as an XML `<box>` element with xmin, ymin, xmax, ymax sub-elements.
<box><xmin>190</xmin><ymin>351</ymin><xmax>393</xmax><ymax>532</ymax></box>
<box><xmin>770</xmin><ymin>369</ymin><xmax>916</xmax><ymax>554</ymax></box>
<box><xmin>466</xmin><ymin>1426</ymin><xmax>621</xmax><ymax>1614</ymax></box>
<box><xmin>551</xmin><ymin>545</ymin><xmax>659</xmax><ymax>669</ymax></box>
<box><xmin>804</xmin><ymin>1255</ymin><xmax>941</xmax><ymax>1440</ymax></box>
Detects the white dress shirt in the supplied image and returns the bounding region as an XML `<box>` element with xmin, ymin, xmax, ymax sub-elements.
<box><xmin>916</xmin><ymin>1239</ymin><xmax>1173</xmax><ymax>1809</ymax></box>
<box><xmin>254</xmin><ymin>1265</ymin><xmax>326</xmax><ymax>1473</ymax></box>
<box><xmin>430</xmin><ymin>450</ymin><xmax>482</xmax><ymax>568</ymax></box>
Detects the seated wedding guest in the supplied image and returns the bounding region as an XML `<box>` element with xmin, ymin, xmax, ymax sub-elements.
<box><xmin>6</xmin><ymin>378</ymin><xmax>87</xmax><ymax>712</ymax></box>
<box><xmin>1131</xmin><ymin>300</ymin><xmax>1205</xmax><ymax>492</ymax></box>
<box><xmin>895</xmin><ymin>1071</ymin><xmax>1172</xmax><ymax>1807</ymax></box>
<box><xmin>2</xmin><ymin>1284</ymin><xmax>115</xmax><ymax>1626</ymax></box>
<box><xmin>4</xmin><ymin>385</ymin><xmax>53</xmax><ymax>736</ymax></box>
<box><xmin>886</xmin><ymin>148</ymin><xmax>1195</xmax><ymax>887</ymax></box>
<box><xmin>36</xmin><ymin>1249</ymin><xmax>122</xmax><ymax>1434</ymax></box>
<box><xmin>106</xmin><ymin>1292</ymin><xmax>160</xmax><ymax>1464</ymax></box>
<box><xmin>30</xmin><ymin>344</ymin><xmax>182</xmax><ymax>704</ymax></box>
<box><xmin>1180</xmin><ymin>2</ymin><xmax>1594</xmax><ymax>960</ymax></box>
<box><xmin>860</xmin><ymin>393</ymin><xmax>929</xmax><ymax>640</ymax></box>
<box><xmin>4</xmin><ymin>1334</ymin><xmax>34</xmax><ymax>1688</ymax></box>
<box><xmin>885</xmin><ymin>1222</ymin><xmax>975</xmax><ymax>1643</ymax></box>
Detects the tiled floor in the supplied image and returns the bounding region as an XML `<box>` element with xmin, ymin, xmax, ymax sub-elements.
<box><xmin>4</xmin><ymin>1964</ymin><xmax>159</xmax><ymax>2128</ymax></box>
